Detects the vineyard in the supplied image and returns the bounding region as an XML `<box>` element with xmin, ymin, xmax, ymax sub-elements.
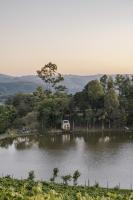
<box><xmin>0</xmin><ymin>177</ymin><xmax>132</xmax><ymax>199</ymax></box>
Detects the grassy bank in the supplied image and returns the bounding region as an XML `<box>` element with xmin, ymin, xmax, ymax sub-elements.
<box><xmin>0</xmin><ymin>177</ymin><xmax>132</xmax><ymax>199</ymax></box>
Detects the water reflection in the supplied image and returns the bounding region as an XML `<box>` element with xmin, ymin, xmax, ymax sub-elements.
<box><xmin>0</xmin><ymin>132</ymin><xmax>133</xmax><ymax>188</ymax></box>
<box><xmin>0</xmin><ymin>133</ymin><xmax>133</xmax><ymax>150</ymax></box>
<box><xmin>0</xmin><ymin>138</ymin><xmax>14</xmax><ymax>148</ymax></box>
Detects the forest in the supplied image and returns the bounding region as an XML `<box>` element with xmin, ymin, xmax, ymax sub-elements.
<box><xmin>0</xmin><ymin>63</ymin><xmax>133</xmax><ymax>134</ymax></box>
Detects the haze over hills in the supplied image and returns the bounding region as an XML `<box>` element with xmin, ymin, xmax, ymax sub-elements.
<box><xmin>0</xmin><ymin>73</ymin><xmax>132</xmax><ymax>102</ymax></box>
<box><xmin>0</xmin><ymin>74</ymin><xmax>103</xmax><ymax>102</ymax></box>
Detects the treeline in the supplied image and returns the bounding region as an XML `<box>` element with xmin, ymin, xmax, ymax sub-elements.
<box><xmin>0</xmin><ymin>63</ymin><xmax>133</xmax><ymax>134</ymax></box>
<box><xmin>72</xmin><ymin>74</ymin><xmax>133</xmax><ymax>129</ymax></box>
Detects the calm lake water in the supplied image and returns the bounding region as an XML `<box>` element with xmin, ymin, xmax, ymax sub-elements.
<box><xmin>0</xmin><ymin>132</ymin><xmax>133</xmax><ymax>188</ymax></box>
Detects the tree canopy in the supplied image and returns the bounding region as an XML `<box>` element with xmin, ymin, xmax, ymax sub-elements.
<box><xmin>1</xmin><ymin>72</ymin><xmax>133</xmax><ymax>134</ymax></box>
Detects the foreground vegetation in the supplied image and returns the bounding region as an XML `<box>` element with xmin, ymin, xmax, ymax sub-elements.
<box><xmin>0</xmin><ymin>63</ymin><xmax>133</xmax><ymax>134</ymax></box>
<box><xmin>0</xmin><ymin>176</ymin><xmax>133</xmax><ymax>200</ymax></box>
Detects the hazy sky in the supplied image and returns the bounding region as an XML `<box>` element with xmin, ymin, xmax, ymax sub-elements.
<box><xmin>0</xmin><ymin>0</ymin><xmax>133</xmax><ymax>75</ymax></box>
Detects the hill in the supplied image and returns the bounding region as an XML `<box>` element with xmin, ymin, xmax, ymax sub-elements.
<box><xmin>0</xmin><ymin>74</ymin><xmax>102</xmax><ymax>102</ymax></box>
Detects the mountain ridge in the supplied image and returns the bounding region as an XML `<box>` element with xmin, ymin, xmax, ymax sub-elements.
<box><xmin>0</xmin><ymin>73</ymin><xmax>132</xmax><ymax>102</ymax></box>
<box><xmin>0</xmin><ymin>74</ymin><xmax>103</xmax><ymax>102</ymax></box>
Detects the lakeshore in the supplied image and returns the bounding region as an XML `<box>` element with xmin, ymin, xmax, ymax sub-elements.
<box><xmin>0</xmin><ymin>127</ymin><xmax>133</xmax><ymax>142</ymax></box>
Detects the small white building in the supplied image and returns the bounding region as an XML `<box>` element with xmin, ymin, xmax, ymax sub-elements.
<box><xmin>62</xmin><ymin>120</ymin><xmax>70</xmax><ymax>131</ymax></box>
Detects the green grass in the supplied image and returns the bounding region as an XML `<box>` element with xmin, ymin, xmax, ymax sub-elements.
<box><xmin>0</xmin><ymin>177</ymin><xmax>132</xmax><ymax>199</ymax></box>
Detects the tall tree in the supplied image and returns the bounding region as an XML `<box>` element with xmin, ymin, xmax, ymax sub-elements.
<box><xmin>104</xmin><ymin>89</ymin><xmax>119</xmax><ymax>128</ymax></box>
<box><xmin>7</xmin><ymin>93</ymin><xmax>35</xmax><ymax>117</ymax></box>
<box><xmin>0</xmin><ymin>105</ymin><xmax>16</xmax><ymax>134</ymax></box>
<box><xmin>37</xmin><ymin>62</ymin><xmax>64</xmax><ymax>91</ymax></box>
<box><xmin>38</xmin><ymin>94</ymin><xmax>70</xmax><ymax>130</ymax></box>
<box><xmin>107</xmin><ymin>76</ymin><xmax>114</xmax><ymax>91</ymax></box>
<box><xmin>100</xmin><ymin>74</ymin><xmax>108</xmax><ymax>92</ymax></box>
<box><xmin>84</xmin><ymin>80</ymin><xmax>104</xmax><ymax>109</ymax></box>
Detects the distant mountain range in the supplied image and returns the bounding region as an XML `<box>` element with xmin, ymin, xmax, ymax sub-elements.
<box><xmin>0</xmin><ymin>73</ymin><xmax>132</xmax><ymax>102</ymax></box>
<box><xmin>0</xmin><ymin>74</ymin><xmax>103</xmax><ymax>102</ymax></box>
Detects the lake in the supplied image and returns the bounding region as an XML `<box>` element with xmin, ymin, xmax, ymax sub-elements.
<box><xmin>0</xmin><ymin>132</ymin><xmax>133</xmax><ymax>189</ymax></box>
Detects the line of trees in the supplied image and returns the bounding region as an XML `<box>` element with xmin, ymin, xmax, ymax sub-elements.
<box><xmin>28</xmin><ymin>168</ymin><xmax>81</xmax><ymax>186</ymax></box>
<box><xmin>72</xmin><ymin>74</ymin><xmax>133</xmax><ymax>129</ymax></box>
<box><xmin>0</xmin><ymin>63</ymin><xmax>133</xmax><ymax>134</ymax></box>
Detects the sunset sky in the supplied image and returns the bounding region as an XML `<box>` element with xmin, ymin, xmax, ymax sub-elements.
<box><xmin>0</xmin><ymin>0</ymin><xmax>133</xmax><ymax>75</ymax></box>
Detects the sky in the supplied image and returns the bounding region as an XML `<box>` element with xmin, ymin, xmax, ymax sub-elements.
<box><xmin>0</xmin><ymin>0</ymin><xmax>133</xmax><ymax>76</ymax></box>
